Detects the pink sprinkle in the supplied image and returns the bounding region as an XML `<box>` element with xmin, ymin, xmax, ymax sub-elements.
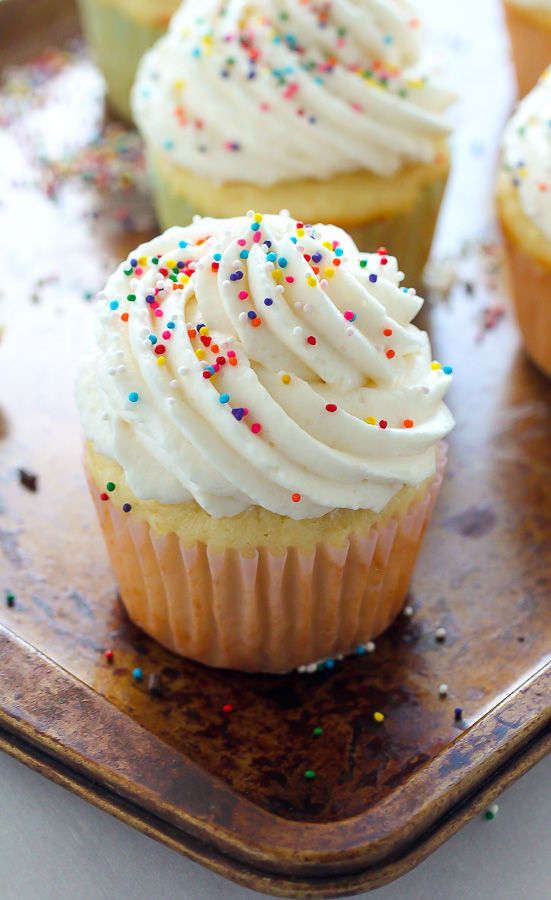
<box><xmin>337</xmin><ymin>37</ymin><xmax>346</xmax><ymax>47</ymax></box>
<box><xmin>344</xmin><ymin>310</ymin><xmax>355</xmax><ymax>321</ymax></box>
<box><xmin>237</xmin><ymin>239</ymin><xmax>246</xmax><ymax>246</ymax></box>
<box><xmin>253</xmin><ymin>232</ymin><xmax>261</xmax><ymax>243</ymax></box>
<box><xmin>350</xmin><ymin>102</ymin><xmax>362</xmax><ymax>112</ymax></box>
<box><xmin>251</xmin><ymin>423</ymin><xmax>261</xmax><ymax>434</ymax></box>
<box><xmin>239</xmin><ymin>290</ymin><xmax>249</xmax><ymax>300</ymax></box>
<box><xmin>162</xmin><ymin>330</ymin><xmax>171</xmax><ymax>339</ymax></box>
<box><xmin>286</xmin><ymin>276</ymin><xmax>294</xmax><ymax>283</ymax></box>
<box><xmin>135</xmin><ymin>267</ymin><xmax>143</xmax><ymax>276</ymax></box>
<box><xmin>243</xmin><ymin>408</ymin><xmax>249</xmax><ymax>416</ymax></box>
<box><xmin>227</xmin><ymin>350</ymin><xmax>236</xmax><ymax>358</ymax></box>
<box><xmin>283</xmin><ymin>83</ymin><xmax>299</xmax><ymax>99</ymax></box>
<box><xmin>213</xmin><ymin>363</ymin><xmax>220</xmax><ymax>372</ymax></box>
<box><xmin>260</xmin><ymin>102</ymin><xmax>270</xmax><ymax>112</ymax></box>
<box><xmin>154</xmin><ymin>309</ymin><xmax>163</xmax><ymax>317</ymax></box>
<box><xmin>151</xmin><ymin>301</ymin><xmax>159</xmax><ymax>310</ymax></box>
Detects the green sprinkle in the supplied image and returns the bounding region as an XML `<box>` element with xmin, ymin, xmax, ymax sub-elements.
<box><xmin>5</xmin><ymin>591</ymin><xmax>15</xmax><ymax>608</ymax></box>
<box><xmin>484</xmin><ymin>811</ymin><xmax>495</xmax><ymax>820</ymax></box>
<box><xmin>127</xmin><ymin>294</ymin><xmax>136</xmax><ymax>302</ymax></box>
<box><xmin>305</xmin><ymin>770</ymin><xmax>316</xmax><ymax>780</ymax></box>
<box><xmin>106</xmin><ymin>482</ymin><xmax>116</xmax><ymax>492</ymax></box>
<box><xmin>152</xmin><ymin>257</ymin><xmax>159</xmax><ymax>264</ymax></box>
<box><xmin>359</xmin><ymin>260</ymin><xmax>367</xmax><ymax>268</ymax></box>
<box><xmin>313</xmin><ymin>727</ymin><xmax>323</xmax><ymax>737</ymax></box>
<box><xmin>124</xmin><ymin>268</ymin><xmax>133</xmax><ymax>276</ymax></box>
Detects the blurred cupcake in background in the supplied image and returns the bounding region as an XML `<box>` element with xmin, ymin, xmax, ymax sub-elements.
<box><xmin>132</xmin><ymin>0</ymin><xmax>455</xmax><ymax>290</ymax></box>
<box><xmin>77</xmin><ymin>0</ymin><xmax>180</xmax><ymax>123</ymax></box>
<box><xmin>497</xmin><ymin>68</ymin><xmax>551</xmax><ymax>377</ymax></box>
<box><xmin>75</xmin><ymin>211</ymin><xmax>454</xmax><ymax>673</ymax></box>
<box><xmin>503</xmin><ymin>0</ymin><xmax>551</xmax><ymax>97</ymax></box>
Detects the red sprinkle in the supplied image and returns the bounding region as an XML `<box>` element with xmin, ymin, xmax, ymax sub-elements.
<box><xmin>223</xmin><ymin>704</ymin><xmax>233</xmax><ymax>714</ymax></box>
<box><xmin>325</xmin><ymin>403</ymin><xmax>337</xmax><ymax>412</ymax></box>
<box><xmin>105</xmin><ymin>650</ymin><xmax>114</xmax><ymax>662</ymax></box>
<box><xmin>155</xmin><ymin>345</ymin><xmax>166</xmax><ymax>355</ymax></box>
<box><xmin>379</xmin><ymin>420</ymin><xmax>388</xmax><ymax>429</ymax></box>
<box><xmin>100</xmin><ymin>492</ymin><xmax>109</xmax><ymax>501</ymax></box>
<box><xmin>383</xmin><ymin>328</ymin><xmax>393</xmax><ymax>336</ymax></box>
<box><xmin>216</xmin><ymin>356</ymin><xmax>226</xmax><ymax>365</ymax></box>
<box><xmin>307</xmin><ymin>336</ymin><xmax>317</xmax><ymax>345</ymax></box>
<box><xmin>377</xmin><ymin>247</ymin><xmax>387</xmax><ymax>255</ymax></box>
<box><xmin>386</xmin><ymin>349</ymin><xmax>395</xmax><ymax>359</ymax></box>
<box><xmin>251</xmin><ymin>423</ymin><xmax>261</xmax><ymax>433</ymax></box>
<box><xmin>292</xmin><ymin>493</ymin><xmax>301</xmax><ymax>503</ymax></box>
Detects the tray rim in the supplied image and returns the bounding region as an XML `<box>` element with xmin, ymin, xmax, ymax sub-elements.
<box><xmin>2</xmin><ymin>624</ymin><xmax>551</xmax><ymax>898</ymax></box>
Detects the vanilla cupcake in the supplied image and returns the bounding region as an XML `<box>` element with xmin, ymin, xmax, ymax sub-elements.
<box><xmin>503</xmin><ymin>1</ymin><xmax>551</xmax><ymax>97</ymax></box>
<box><xmin>75</xmin><ymin>212</ymin><xmax>454</xmax><ymax>673</ymax></box>
<box><xmin>77</xmin><ymin>0</ymin><xmax>180</xmax><ymax>122</ymax></box>
<box><xmin>498</xmin><ymin>69</ymin><xmax>551</xmax><ymax>377</ymax></box>
<box><xmin>131</xmin><ymin>0</ymin><xmax>454</xmax><ymax>291</ymax></box>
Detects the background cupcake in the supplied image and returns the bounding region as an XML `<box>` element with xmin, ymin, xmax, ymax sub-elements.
<box><xmin>75</xmin><ymin>211</ymin><xmax>454</xmax><ymax>673</ymax></box>
<box><xmin>503</xmin><ymin>0</ymin><xmax>551</xmax><ymax>97</ymax></box>
<box><xmin>497</xmin><ymin>68</ymin><xmax>551</xmax><ymax>377</ymax></box>
<box><xmin>131</xmin><ymin>0</ymin><xmax>455</xmax><ymax>291</ymax></box>
<box><xmin>77</xmin><ymin>0</ymin><xmax>179</xmax><ymax>122</ymax></box>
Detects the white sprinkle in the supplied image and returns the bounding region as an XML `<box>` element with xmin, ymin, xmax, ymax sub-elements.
<box><xmin>142</xmin><ymin>340</ymin><xmax>151</xmax><ymax>349</ymax></box>
<box><xmin>297</xmin><ymin>665</ymin><xmax>307</xmax><ymax>673</ymax></box>
<box><xmin>293</xmin><ymin>326</ymin><xmax>303</xmax><ymax>337</ymax></box>
<box><xmin>360</xmin><ymin>463</ymin><xmax>369</xmax><ymax>475</ymax></box>
<box><xmin>117</xmin><ymin>365</ymin><xmax>126</xmax><ymax>375</ymax></box>
<box><xmin>377</xmin><ymin>344</ymin><xmax>384</xmax><ymax>353</ymax></box>
<box><xmin>222</xmin><ymin>280</ymin><xmax>231</xmax><ymax>288</ymax></box>
<box><xmin>320</xmin><ymin>279</ymin><xmax>328</xmax><ymax>289</ymax></box>
<box><xmin>279</xmin><ymin>208</ymin><xmax>290</xmax><ymax>217</ymax></box>
<box><xmin>170</xmin><ymin>380</ymin><xmax>179</xmax><ymax>390</ymax></box>
<box><xmin>306</xmin><ymin>662</ymin><xmax>318</xmax><ymax>674</ymax></box>
<box><xmin>294</xmin><ymin>301</ymin><xmax>303</xmax><ymax>310</ymax></box>
<box><xmin>108</xmin><ymin>367</ymin><xmax>116</xmax><ymax>376</ymax></box>
<box><xmin>435</xmin><ymin>626</ymin><xmax>447</xmax><ymax>642</ymax></box>
<box><xmin>297</xmin><ymin>244</ymin><xmax>304</xmax><ymax>253</ymax></box>
<box><xmin>114</xmin><ymin>349</ymin><xmax>124</xmax><ymax>359</ymax></box>
<box><xmin>178</xmin><ymin>366</ymin><xmax>188</xmax><ymax>376</ymax></box>
<box><xmin>346</xmin><ymin>327</ymin><xmax>354</xmax><ymax>336</ymax></box>
<box><xmin>101</xmin><ymin>412</ymin><xmax>110</xmax><ymax>421</ymax></box>
<box><xmin>403</xmin><ymin>605</ymin><xmax>414</xmax><ymax>618</ymax></box>
<box><xmin>439</xmin><ymin>683</ymin><xmax>448</xmax><ymax>697</ymax></box>
<box><xmin>365</xmin><ymin>641</ymin><xmax>376</xmax><ymax>653</ymax></box>
<box><xmin>421</xmin><ymin>386</ymin><xmax>430</xmax><ymax>394</ymax></box>
<box><xmin>167</xmin><ymin>397</ymin><xmax>176</xmax><ymax>405</ymax></box>
<box><xmin>303</xmin><ymin>303</ymin><xmax>312</xmax><ymax>313</ymax></box>
<box><xmin>488</xmin><ymin>803</ymin><xmax>499</xmax><ymax>816</ymax></box>
<box><xmin>239</xmin><ymin>311</ymin><xmax>248</xmax><ymax>323</ymax></box>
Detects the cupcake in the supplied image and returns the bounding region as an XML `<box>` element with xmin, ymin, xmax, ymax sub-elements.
<box><xmin>75</xmin><ymin>212</ymin><xmax>454</xmax><ymax>673</ymax></box>
<box><xmin>503</xmin><ymin>1</ymin><xmax>551</xmax><ymax>97</ymax></box>
<box><xmin>497</xmin><ymin>69</ymin><xmax>551</xmax><ymax>377</ymax></box>
<box><xmin>77</xmin><ymin>0</ymin><xmax>179</xmax><ymax>123</ymax></box>
<box><xmin>131</xmin><ymin>0</ymin><xmax>455</xmax><ymax>291</ymax></box>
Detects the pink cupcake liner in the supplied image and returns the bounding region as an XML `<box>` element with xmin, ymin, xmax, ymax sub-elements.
<box><xmin>88</xmin><ymin>444</ymin><xmax>447</xmax><ymax>673</ymax></box>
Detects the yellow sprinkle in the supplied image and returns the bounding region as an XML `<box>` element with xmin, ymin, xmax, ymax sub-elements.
<box><xmin>166</xmin><ymin>259</ymin><xmax>176</xmax><ymax>268</ymax></box>
<box><xmin>138</xmin><ymin>256</ymin><xmax>148</xmax><ymax>266</ymax></box>
<box><xmin>307</xmin><ymin>275</ymin><xmax>317</xmax><ymax>287</ymax></box>
<box><xmin>324</xmin><ymin>267</ymin><xmax>334</xmax><ymax>278</ymax></box>
<box><xmin>180</xmin><ymin>274</ymin><xmax>189</xmax><ymax>284</ymax></box>
<box><xmin>272</xmin><ymin>268</ymin><xmax>283</xmax><ymax>280</ymax></box>
<box><xmin>199</xmin><ymin>326</ymin><xmax>209</xmax><ymax>336</ymax></box>
<box><xmin>157</xmin><ymin>356</ymin><xmax>166</xmax><ymax>366</ymax></box>
<box><xmin>174</xmin><ymin>78</ymin><xmax>185</xmax><ymax>89</ymax></box>
<box><xmin>281</xmin><ymin>374</ymin><xmax>291</xmax><ymax>385</ymax></box>
<box><xmin>366</xmin><ymin>416</ymin><xmax>377</xmax><ymax>425</ymax></box>
<box><xmin>322</xmin><ymin>241</ymin><xmax>333</xmax><ymax>250</ymax></box>
<box><xmin>431</xmin><ymin>361</ymin><xmax>441</xmax><ymax>370</ymax></box>
<box><xmin>203</xmin><ymin>34</ymin><xmax>212</xmax><ymax>43</ymax></box>
<box><xmin>406</xmin><ymin>77</ymin><xmax>424</xmax><ymax>88</ymax></box>
<box><xmin>374</xmin><ymin>712</ymin><xmax>385</xmax><ymax>723</ymax></box>
<box><xmin>297</xmin><ymin>228</ymin><xmax>305</xmax><ymax>237</ymax></box>
<box><xmin>195</xmin><ymin>348</ymin><xmax>205</xmax><ymax>360</ymax></box>
<box><xmin>254</xmin><ymin>213</ymin><xmax>263</xmax><ymax>223</ymax></box>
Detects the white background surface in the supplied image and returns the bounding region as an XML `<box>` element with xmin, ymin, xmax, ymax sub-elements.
<box><xmin>2</xmin><ymin>0</ymin><xmax>549</xmax><ymax>898</ymax></box>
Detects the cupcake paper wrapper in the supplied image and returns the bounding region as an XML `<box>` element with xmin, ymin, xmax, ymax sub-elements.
<box><xmin>78</xmin><ymin>0</ymin><xmax>168</xmax><ymax>123</ymax></box>
<box><xmin>503</xmin><ymin>2</ymin><xmax>551</xmax><ymax>98</ymax></box>
<box><xmin>503</xmin><ymin>231</ymin><xmax>551</xmax><ymax>378</ymax></box>
<box><xmin>88</xmin><ymin>445</ymin><xmax>447</xmax><ymax>674</ymax></box>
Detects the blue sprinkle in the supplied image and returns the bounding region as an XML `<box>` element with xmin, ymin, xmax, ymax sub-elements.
<box><xmin>264</xmin><ymin>241</ymin><xmax>272</xmax><ymax>249</ymax></box>
<box><xmin>312</xmin><ymin>253</ymin><xmax>322</xmax><ymax>263</ymax></box>
<box><xmin>123</xmin><ymin>503</ymin><xmax>132</xmax><ymax>513</ymax></box>
<box><xmin>240</xmin><ymin>249</ymin><xmax>249</xmax><ymax>259</ymax></box>
<box><xmin>164</xmin><ymin>139</ymin><xmax>174</xmax><ymax>150</ymax></box>
<box><xmin>267</xmin><ymin>252</ymin><xmax>277</xmax><ymax>262</ymax></box>
<box><xmin>110</xmin><ymin>300</ymin><xmax>119</xmax><ymax>310</ymax></box>
<box><xmin>130</xmin><ymin>258</ymin><xmax>138</xmax><ymax>267</ymax></box>
<box><xmin>146</xmin><ymin>295</ymin><xmax>155</xmax><ymax>304</ymax></box>
<box><xmin>247</xmin><ymin>311</ymin><xmax>256</xmax><ymax>319</ymax></box>
<box><xmin>290</xmin><ymin>237</ymin><xmax>297</xmax><ymax>244</ymax></box>
<box><xmin>264</xmin><ymin>297</ymin><xmax>273</xmax><ymax>306</ymax></box>
<box><xmin>251</xmin><ymin>222</ymin><xmax>260</xmax><ymax>231</ymax></box>
<box><xmin>219</xmin><ymin>393</ymin><xmax>230</xmax><ymax>404</ymax></box>
<box><xmin>369</xmin><ymin>274</ymin><xmax>378</xmax><ymax>283</ymax></box>
<box><xmin>192</xmin><ymin>47</ymin><xmax>201</xmax><ymax>57</ymax></box>
<box><xmin>278</xmin><ymin>257</ymin><xmax>288</xmax><ymax>268</ymax></box>
<box><xmin>324</xmin><ymin>659</ymin><xmax>335</xmax><ymax>669</ymax></box>
<box><xmin>214</xmin><ymin>253</ymin><xmax>222</xmax><ymax>261</ymax></box>
<box><xmin>149</xmin><ymin>335</ymin><xmax>157</xmax><ymax>344</ymax></box>
<box><xmin>314</xmin><ymin>76</ymin><xmax>323</xmax><ymax>85</ymax></box>
<box><xmin>356</xmin><ymin>645</ymin><xmax>366</xmax><ymax>655</ymax></box>
<box><xmin>334</xmin><ymin>247</ymin><xmax>344</xmax><ymax>257</ymax></box>
<box><xmin>197</xmin><ymin>323</ymin><xmax>205</xmax><ymax>331</ymax></box>
<box><xmin>179</xmin><ymin>241</ymin><xmax>187</xmax><ymax>249</ymax></box>
<box><xmin>232</xmin><ymin>407</ymin><xmax>246</xmax><ymax>421</ymax></box>
<box><xmin>129</xmin><ymin>392</ymin><xmax>139</xmax><ymax>402</ymax></box>
<box><xmin>443</xmin><ymin>366</ymin><xmax>453</xmax><ymax>375</ymax></box>
<box><xmin>132</xmin><ymin>668</ymin><xmax>143</xmax><ymax>681</ymax></box>
<box><xmin>167</xmin><ymin>321</ymin><xmax>175</xmax><ymax>329</ymax></box>
<box><xmin>384</xmin><ymin>34</ymin><xmax>393</xmax><ymax>44</ymax></box>
<box><xmin>230</xmin><ymin>272</ymin><xmax>243</xmax><ymax>281</ymax></box>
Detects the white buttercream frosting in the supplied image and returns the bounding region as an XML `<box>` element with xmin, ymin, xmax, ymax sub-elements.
<box><xmin>502</xmin><ymin>68</ymin><xmax>551</xmax><ymax>241</ymax></box>
<box><xmin>506</xmin><ymin>0</ymin><xmax>551</xmax><ymax>10</ymax></box>
<box><xmin>131</xmin><ymin>0</ymin><xmax>453</xmax><ymax>186</ymax></box>
<box><xmin>75</xmin><ymin>212</ymin><xmax>454</xmax><ymax>519</ymax></box>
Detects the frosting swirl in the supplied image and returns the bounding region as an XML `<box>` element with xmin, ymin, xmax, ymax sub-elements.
<box><xmin>75</xmin><ymin>213</ymin><xmax>454</xmax><ymax>519</ymax></box>
<box><xmin>501</xmin><ymin>68</ymin><xmax>551</xmax><ymax>242</ymax></box>
<box><xmin>131</xmin><ymin>0</ymin><xmax>453</xmax><ymax>186</ymax></box>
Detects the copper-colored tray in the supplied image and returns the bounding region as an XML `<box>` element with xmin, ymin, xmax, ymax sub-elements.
<box><xmin>1</xmin><ymin>1</ymin><xmax>551</xmax><ymax>896</ymax></box>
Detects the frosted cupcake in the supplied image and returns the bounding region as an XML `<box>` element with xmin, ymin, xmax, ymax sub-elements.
<box><xmin>77</xmin><ymin>0</ymin><xmax>179</xmax><ymax>122</ymax></box>
<box><xmin>131</xmin><ymin>0</ymin><xmax>454</xmax><ymax>291</ymax></box>
<box><xmin>503</xmin><ymin>1</ymin><xmax>551</xmax><ymax>97</ymax></box>
<box><xmin>497</xmin><ymin>69</ymin><xmax>551</xmax><ymax>377</ymax></box>
<box><xmin>75</xmin><ymin>212</ymin><xmax>454</xmax><ymax>673</ymax></box>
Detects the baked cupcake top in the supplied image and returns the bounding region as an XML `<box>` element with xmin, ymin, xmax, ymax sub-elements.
<box><xmin>75</xmin><ymin>212</ymin><xmax>454</xmax><ymax>519</ymax></box>
<box><xmin>131</xmin><ymin>0</ymin><xmax>453</xmax><ymax>187</ymax></box>
<box><xmin>501</xmin><ymin>68</ymin><xmax>551</xmax><ymax>241</ymax></box>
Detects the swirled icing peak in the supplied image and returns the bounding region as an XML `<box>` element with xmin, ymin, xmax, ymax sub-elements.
<box><xmin>501</xmin><ymin>67</ymin><xmax>551</xmax><ymax>241</ymax></box>
<box><xmin>131</xmin><ymin>0</ymin><xmax>454</xmax><ymax>185</ymax></box>
<box><xmin>75</xmin><ymin>212</ymin><xmax>454</xmax><ymax>519</ymax></box>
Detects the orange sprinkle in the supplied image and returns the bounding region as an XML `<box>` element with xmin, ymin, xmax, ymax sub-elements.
<box><xmin>311</xmin><ymin>266</ymin><xmax>319</xmax><ymax>275</ymax></box>
<box><xmin>404</xmin><ymin>419</ymin><xmax>414</xmax><ymax>429</ymax></box>
<box><xmin>383</xmin><ymin>328</ymin><xmax>393</xmax><ymax>336</ymax></box>
<box><xmin>386</xmin><ymin>349</ymin><xmax>395</xmax><ymax>359</ymax></box>
<box><xmin>188</xmin><ymin>328</ymin><xmax>197</xmax><ymax>339</ymax></box>
<box><xmin>333</xmin><ymin>259</ymin><xmax>341</xmax><ymax>267</ymax></box>
<box><xmin>292</xmin><ymin>493</ymin><xmax>301</xmax><ymax>503</ymax></box>
<box><xmin>229</xmin><ymin>357</ymin><xmax>238</xmax><ymax>366</ymax></box>
<box><xmin>121</xmin><ymin>312</ymin><xmax>129</xmax><ymax>322</ymax></box>
<box><xmin>211</xmin><ymin>343</ymin><xmax>219</xmax><ymax>353</ymax></box>
<box><xmin>251</xmin><ymin>317</ymin><xmax>261</xmax><ymax>327</ymax></box>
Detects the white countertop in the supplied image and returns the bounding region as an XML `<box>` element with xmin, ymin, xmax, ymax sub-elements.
<box><xmin>2</xmin><ymin>0</ymin><xmax>548</xmax><ymax>898</ymax></box>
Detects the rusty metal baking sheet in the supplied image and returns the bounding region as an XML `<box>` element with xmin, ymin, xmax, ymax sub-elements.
<box><xmin>0</xmin><ymin>0</ymin><xmax>550</xmax><ymax>896</ymax></box>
